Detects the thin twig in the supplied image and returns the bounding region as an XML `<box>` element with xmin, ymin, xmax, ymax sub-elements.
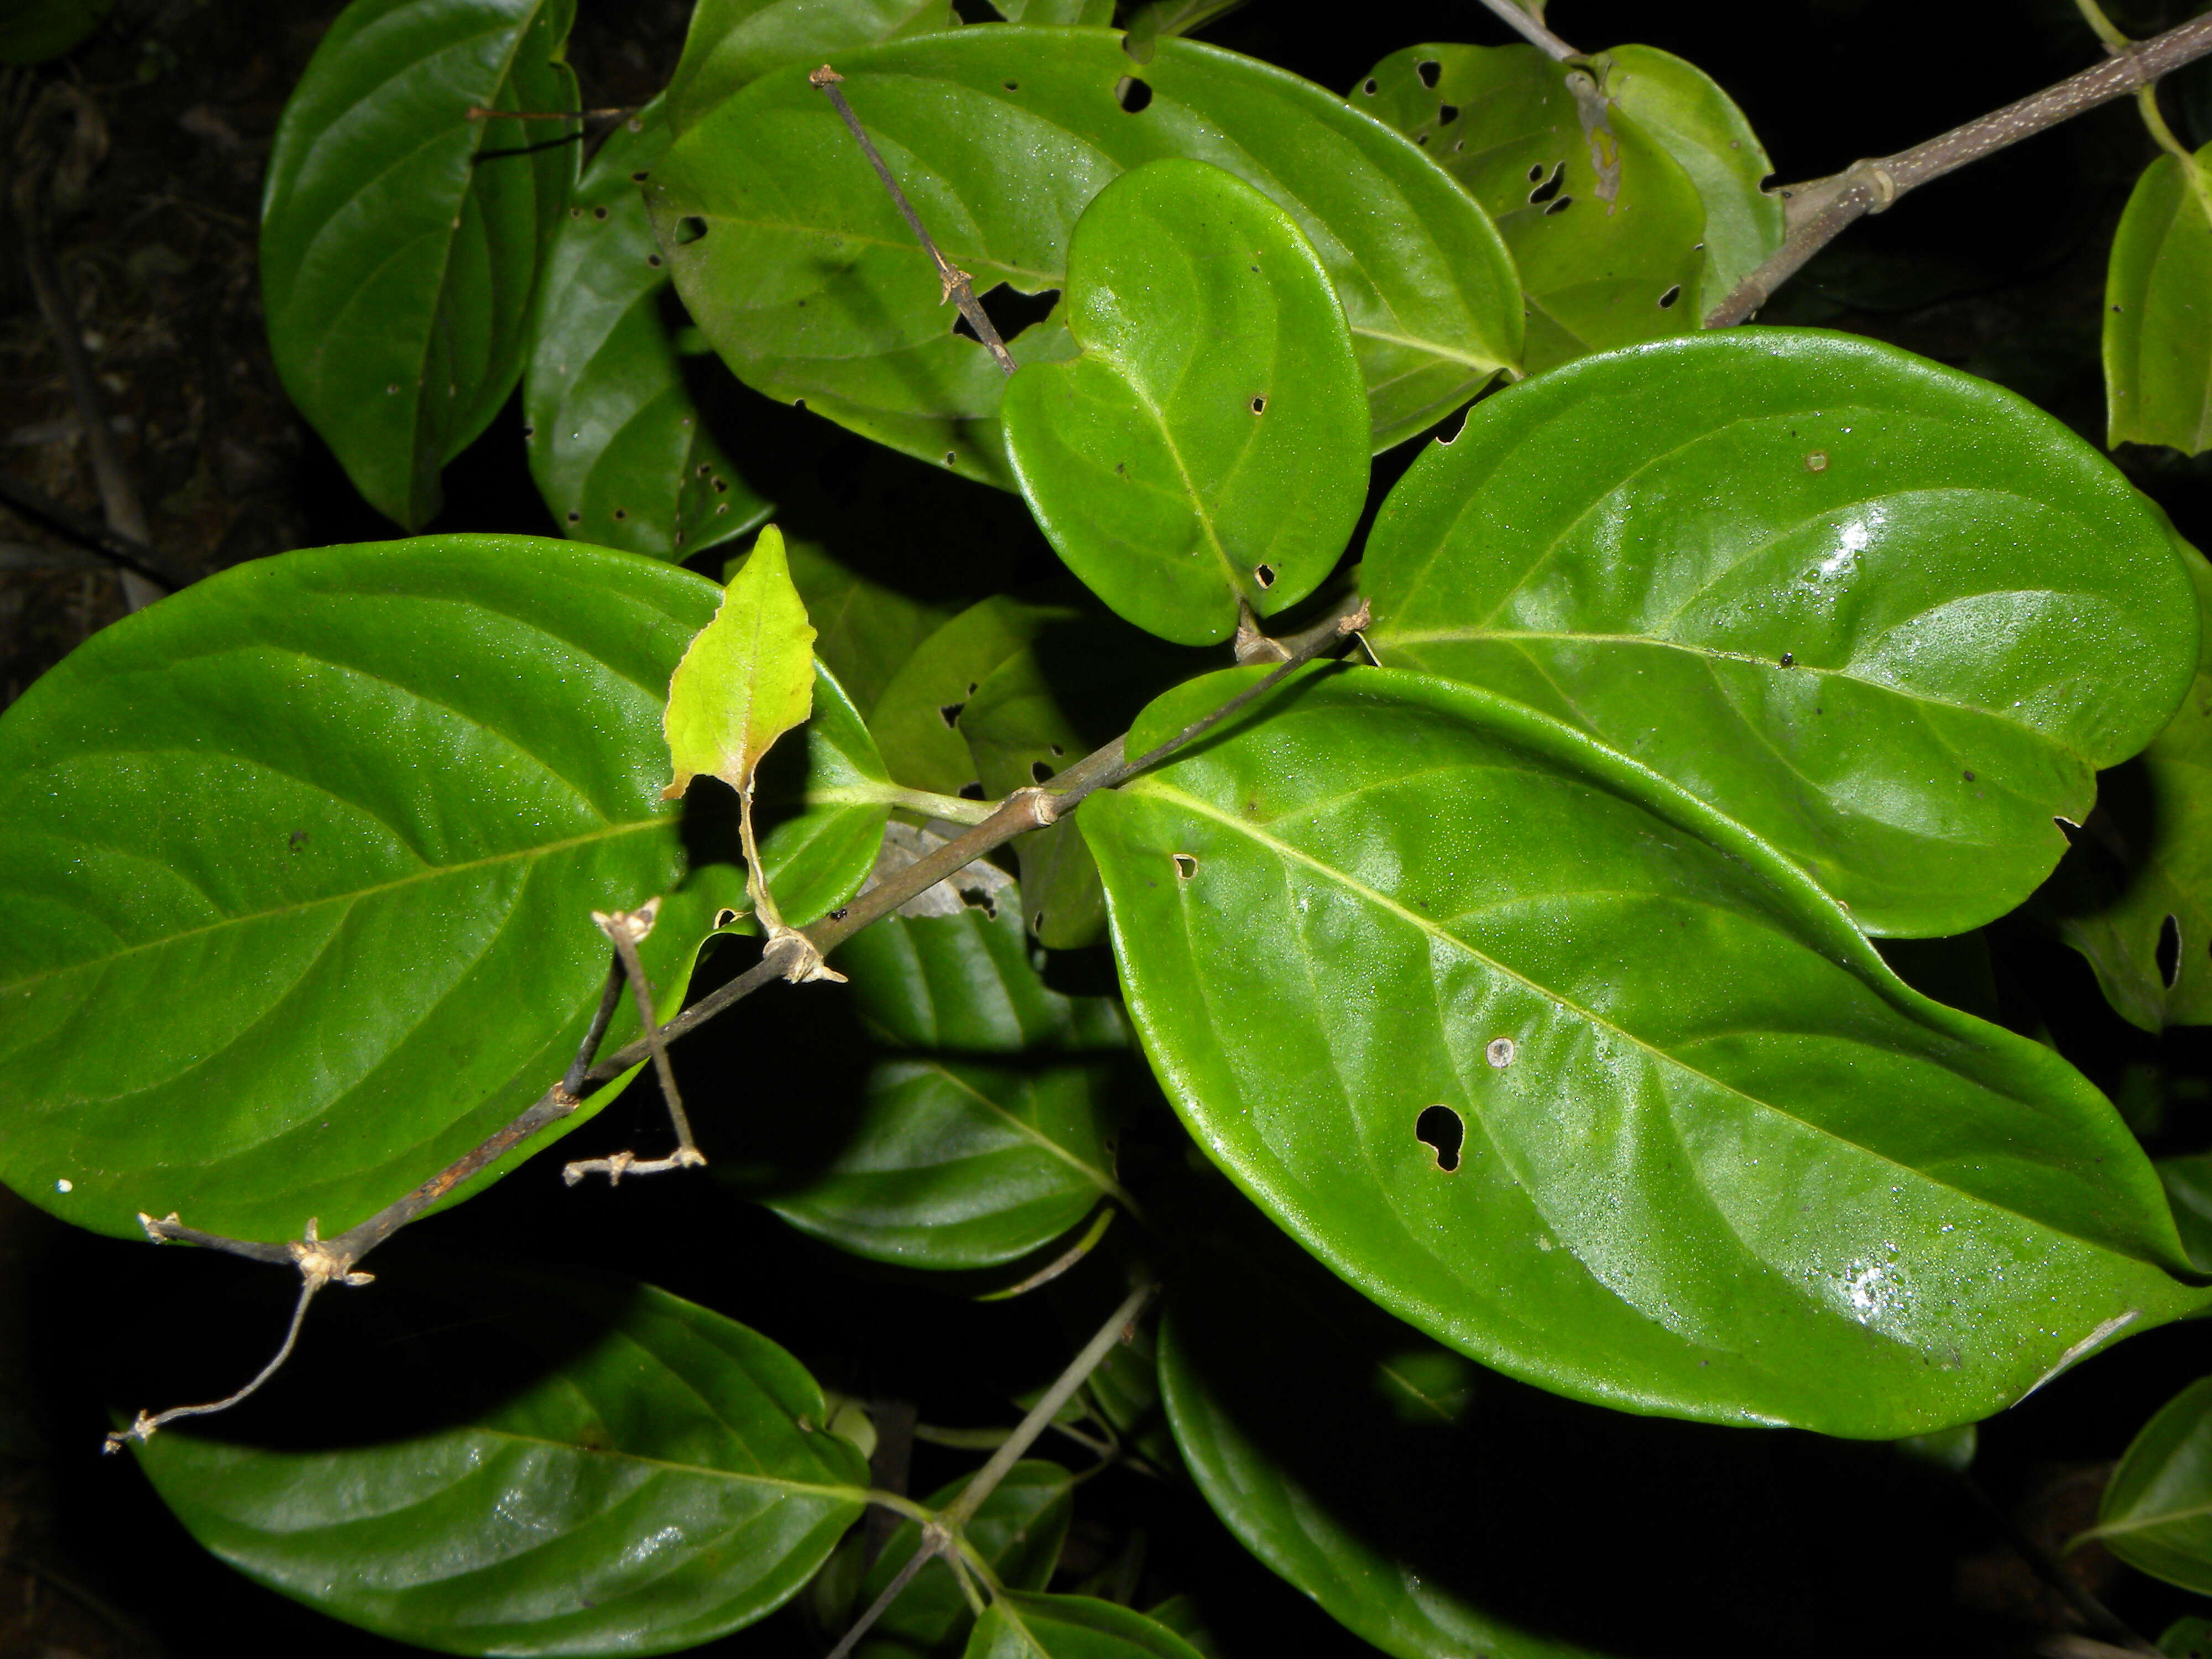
<box><xmin>809</xmin><ymin>65</ymin><xmax>1018</xmax><ymax>376</ymax></box>
<box><xmin>103</xmin><ymin>1277</ymin><xmax>321</xmax><ymax>1452</ymax></box>
<box><xmin>1706</xmin><ymin>11</ymin><xmax>2212</xmax><ymax>326</ymax></box>
<box><xmin>559</xmin><ymin>954</ymin><xmax>627</xmax><ymax>1098</ymax></box>
<box><xmin>0</xmin><ymin>474</ymin><xmax>189</xmax><ymax>589</ymax></box>
<box><xmin>1472</xmin><ymin>0</ymin><xmax>1577</xmax><ymax>62</ymax></box>
<box><xmin>824</xmin><ymin>1282</ymin><xmax>1157</xmax><ymax>1659</ymax></box>
<box><xmin>562</xmin><ymin>898</ymin><xmax>705</xmax><ymax>1185</ymax></box>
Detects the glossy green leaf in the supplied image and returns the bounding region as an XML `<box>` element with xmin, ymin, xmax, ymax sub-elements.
<box><xmin>1364</xmin><ymin>328</ymin><xmax>2199</xmax><ymax>938</ymax></box>
<box><xmin>2162</xmin><ymin>1156</ymin><xmax>2212</xmax><ymax>1274</ymax></box>
<box><xmin>0</xmin><ymin>0</ymin><xmax>112</xmax><ymax>62</ymax></box>
<box><xmin>649</xmin><ymin>28</ymin><xmax>1521</xmax><ymax>485</ymax></box>
<box><xmin>2089</xmin><ymin>1375</ymin><xmax>2212</xmax><ymax>1593</ymax></box>
<box><xmin>960</xmin><ymin>612</ymin><xmax>1195</xmax><ymax>948</ymax></box>
<box><xmin>871</xmin><ymin>596</ymin><xmax>1076</xmax><ymax>797</ymax></box>
<box><xmin>2047</xmin><ymin>546</ymin><xmax>2212</xmax><ymax>1030</ymax></box>
<box><xmin>779</xmin><ymin>539</ymin><xmax>961</xmax><ymax>719</ymax></box>
<box><xmin>525</xmin><ymin>101</ymin><xmax>769</xmax><ymax>561</ymax></box>
<box><xmin>263</xmin><ymin>0</ymin><xmax>578</xmax><ymax>529</ymax></box>
<box><xmin>1157</xmin><ymin>1200</ymin><xmax>1999</xmax><ymax>1658</ymax></box>
<box><xmin>132</xmin><ymin>1260</ymin><xmax>870</xmax><ymax>1655</ymax></box>
<box><xmin>1590</xmin><ymin>44</ymin><xmax>1781</xmax><ymax>321</ymax></box>
<box><xmin>733</xmin><ymin>896</ymin><xmax>1130</xmax><ymax>1267</ymax></box>
<box><xmin>665</xmin><ymin>524</ymin><xmax>816</xmax><ymax>800</ymax></box>
<box><xmin>2106</xmin><ymin>143</ymin><xmax>2212</xmax><ymax>455</ymax></box>
<box><xmin>1159</xmin><ymin>1232</ymin><xmax>1601</xmax><ymax>1659</ymax></box>
<box><xmin>965</xmin><ymin>1593</ymin><xmax>1206</xmax><ymax>1659</ymax></box>
<box><xmin>664</xmin><ymin>0</ymin><xmax>954</xmax><ymax>130</ymax></box>
<box><xmin>753</xmin><ymin>656</ymin><xmax>895</xmax><ymax>929</ymax></box>
<box><xmin>1120</xmin><ymin>0</ymin><xmax>1246</xmax><ymax>66</ymax></box>
<box><xmin>997</xmin><ymin>0</ymin><xmax>1114</xmax><ymax>20</ymax></box>
<box><xmin>0</xmin><ymin>536</ymin><xmax>888</xmax><ymax>1245</ymax></box>
<box><xmin>1083</xmin><ymin>665</ymin><xmax>2204</xmax><ymax>1435</ymax></box>
<box><xmin>1002</xmin><ymin>160</ymin><xmax>1367</xmax><ymax>646</ymax></box>
<box><xmin>856</xmin><ymin>1462</ymin><xmax>1074</xmax><ymax>1658</ymax></box>
<box><xmin>1354</xmin><ymin>44</ymin><xmax>1704</xmax><ymax>372</ymax></box>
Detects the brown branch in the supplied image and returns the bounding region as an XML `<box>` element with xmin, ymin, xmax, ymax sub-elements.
<box><xmin>0</xmin><ymin>474</ymin><xmax>190</xmax><ymax>589</ymax></box>
<box><xmin>1706</xmin><ymin>11</ymin><xmax>2212</xmax><ymax>327</ymax></box>
<box><xmin>561</xmin><ymin>898</ymin><xmax>706</xmax><ymax>1185</ymax></box>
<box><xmin>810</xmin><ymin>65</ymin><xmax>1019</xmax><ymax>377</ymax></box>
<box><xmin>125</xmin><ymin>603</ymin><xmax>1366</xmax><ymax>1432</ymax></box>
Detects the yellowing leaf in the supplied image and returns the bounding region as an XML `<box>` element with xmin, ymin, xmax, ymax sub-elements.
<box><xmin>663</xmin><ymin>524</ymin><xmax>816</xmax><ymax>800</ymax></box>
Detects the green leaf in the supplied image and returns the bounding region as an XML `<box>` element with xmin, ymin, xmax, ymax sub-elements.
<box><xmin>0</xmin><ymin>535</ymin><xmax>884</xmax><ymax>1245</ymax></box>
<box><xmin>525</xmin><ymin>101</ymin><xmax>770</xmax><ymax>561</ymax></box>
<box><xmin>779</xmin><ymin>539</ymin><xmax>962</xmax><ymax>720</ymax></box>
<box><xmin>131</xmin><ymin>1260</ymin><xmax>870</xmax><ymax>1655</ymax></box>
<box><xmin>1001</xmin><ymin>160</ymin><xmax>1368</xmax><ymax>646</ymax></box>
<box><xmin>2163</xmin><ymin>1615</ymin><xmax>2212</xmax><ymax>1658</ymax></box>
<box><xmin>1353</xmin><ymin>44</ymin><xmax>1705</xmax><ymax>372</ymax></box>
<box><xmin>649</xmin><ymin>28</ymin><xmax>1521</xmax><ymax>486</ymax></box>
<box><xmin>871</xmin><ymin>596</ymin><xmax>1076</xmax><ymax>797</ymax></box>
<box><xmin>665</xmin><ymin>524</ymin><xmax>816</xmax><ymax>799</ymax></box>
<box><xmin>2090</xmin><ymin>1375</ymin><xmax>2212</xmax><ymax>1594</ymax></box>
<box><xmin>2046</xmin><ymin>545</ymin><xmax>2212</xmax><ymax>1030</ymax></box>
<box><xmin>2106</xmin><ymin>142</ymin><xmax>2212</xmax><ymax>455</ymax></box>
<box><xmin>1363</xmin><ymin>328</ymin><xmax>2199</xmax><ymax>938</ymax></box>
<box><xmin>964</xmin><ymin>1593</ymin><xmax>1207</xmax><ymax>1659</ymax></box>
<box><xmin>732</xmin><ymin>895</ymin><xmax>1131</xmax><ymax>1268</ymax></box>
<box><xmin>1589</xmin><ymin>44</ymin><xmax>1782</xmax><ymax>321</ymax></box>
<box><xmin>665</xmin><ymin>0</ymin><xmax>954</xmax><ymax>130</ymax></box>
<box><xmin>262</xmin><ymin>0</ymin><xmax>578</xmax><ymax>529</ymax></box>
<box><xmin>1120</xmin><ymin>0</ymin><xmax>1246</xmax><ymax>66</ymax></box>
<box><xmin>1158</xmin><ymin>1230</ymin><xmax>1606</xmax><ymax>1659</ymax></box>
<box><xmin>753</xmin><ymin>656</ymin><xmax>896</xmax><ymax>930</ymax></box>
<box><xmin>2161</xmin><ymin>1155</ymin><xmax>2212</xmax><ymax>1274</ymax></box>
<box><xmin>856</xmin><ymin>1462</ymin><xmax>1074</xmax><ymax>1658</ymax></box>
<box><xmin>997</xmin><ymin>0</ymin><xmax>1114</xmax><ymax>20</ymax></box>
<box><xmin>960</xmin><ymin>611</ymin><xmax>1196</xmax><ymax>948</ymax></box>
<box><xmin>1082</xmin><ymin>665</ymin><xmax>2203</xmax><ymax>1436</ymax></box>
<box><xmin>0</xmin><ymin>0</ymin><xmax>112</xmax><ymax>62</ymax></box>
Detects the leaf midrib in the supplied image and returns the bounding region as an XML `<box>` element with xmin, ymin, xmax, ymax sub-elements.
<box><xmin>1</xmin><ymin>817</ymin><xmax>668</xmax><ymax>998</ymax></box>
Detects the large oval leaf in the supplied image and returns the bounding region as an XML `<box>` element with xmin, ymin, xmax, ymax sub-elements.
<box><xmin>2089</xmin><ymin>1374</ymin><xmax>2212</xmax><ymax>1594</ymax></box>
<box><xmin>1082</xmin><ymin>665</ymin><xmax>2203</xmax><ymax>1435</ymax></box>
<box><xmin>1363</xmin><ymin>328</ymin><xmax>2199</xmax><ymax>938</ymax></box>
<box><xmin>525</xmin><ymin>102</ymin><xmax>769</xmax><ymax>561</ymax></box>
<box><xmin>0</xmin><ymin>536</ymin><xmax>879</xmax><ymax>1244</ymax></box>
<box><xmin>2045</xmin><ymin>545</ymin><xmax>2212</xmax><ymax>1030</ymax></box>
<box><xmin>1002</xmin><ymin>159</ymin><xmax>1368</xmax><ymax>645</ymax></box>
<box><xmin>132</xmin><ymin>1259</ymin><xmax>871</xmax><ymax>1655</ymax></box>
<box><xmin>2106</xmin><ymin>142</ymin><xmax>2212</xmax><ymax>456</ymax></box>
<box><xmin>730</xmin><ymin>894</ymin><xmax>1130</xmax><ymax>1268</ymax></box>
<box><xmin>966</xmin><ymin>1593</ymin><xmax>1206</xmax><ymax>1659</ymax></box>
<box><xmin>1354</xmin><ymin>44</ymin><xmax>1705</xmax><ymax>372</ymax></box>
<box><xmin>648</xmin><ymin>28</ymin><xmax>1521</xmax><ymax>485</ymax></box>
<box><xmin>263</xmin><ymin>0</ymin><xmax>578</xmax><ymax>529</ymax></box>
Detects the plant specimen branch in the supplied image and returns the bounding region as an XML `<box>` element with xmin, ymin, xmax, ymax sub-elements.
<box><xmin>118</xmin><ymin>606</ymin><xmax>1368</xmax><ymax>1439</ymax></box>
<box><xmin>1705</xmin><ymin>10</ymin><xmax>2212</xmax><ymax>327</ymax></box>
<box><xmin>810</xmin><ymin>65</ymin><xmax>1019</xmax><ymax>375</ymax></box>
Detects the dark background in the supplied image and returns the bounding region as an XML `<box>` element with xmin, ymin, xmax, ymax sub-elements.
<box><xmin>7</xmin><ymin>1</ymin><xmax>2212</xmax><ymax>1655</ymax></box>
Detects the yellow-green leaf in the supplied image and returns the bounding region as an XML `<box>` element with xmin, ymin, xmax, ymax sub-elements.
<box><xmin>665</xmin><ymin>524</ymin><xmax>817</xmax><ymax>800</ymax></box>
